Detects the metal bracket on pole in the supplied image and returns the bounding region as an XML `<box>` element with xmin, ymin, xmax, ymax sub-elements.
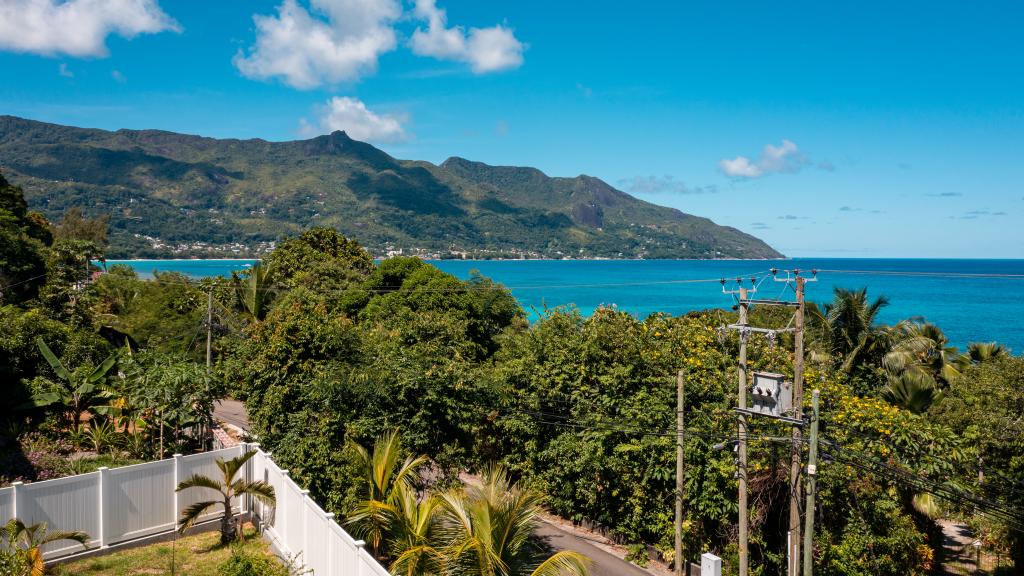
<box><xmin>733</xmin><ymin>408</ymin><xmax>806</xmax><ymax>427</ymax></box>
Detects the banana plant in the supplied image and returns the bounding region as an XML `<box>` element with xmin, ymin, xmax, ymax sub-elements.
<box><xmin>32</xmin><ymin>338</ymin><xmax>118</xmax><ymax>428</ymax></box>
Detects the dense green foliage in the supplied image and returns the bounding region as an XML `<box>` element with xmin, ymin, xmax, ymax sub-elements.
<box><xmin>1</xmin><ymin>175</ymin><xmax>1019</xmax><ymax>576</ymax></box>
<box><xmin>0</xmin><ymin>115</ymin><xmax>781</xmax><ymax>259</ymax></box>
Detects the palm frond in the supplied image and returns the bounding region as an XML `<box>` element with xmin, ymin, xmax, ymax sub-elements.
<box><xmin>529</xmin><ymin>551</ymin><xmax>591</xmax><ymax>576</ymax></box>
<box><xmin>239</xmin><ymin>480</ymin><xmax>277</xmax><ymax>506</ymax></box>
<box><xmin>176</xmin><ymin>474</ymin><xmax>225</xmax><ymax>494</ymax></box>
<box><xmin>178</xmin><ymin>500</ymin><xmax>220</xmax><ymax>532</ymax></box>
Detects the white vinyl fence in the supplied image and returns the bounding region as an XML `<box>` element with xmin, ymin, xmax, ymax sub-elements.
<box><xmin>0</xmin><ymin>445</ymin><xmax>389</xmax><ymax>575</ymax></box>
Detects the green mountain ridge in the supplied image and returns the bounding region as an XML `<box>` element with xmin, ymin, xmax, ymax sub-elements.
<box><xmin>0</xmin><ymin>115</ymin><xmax>782</xmax><ymax>259</ymax></box>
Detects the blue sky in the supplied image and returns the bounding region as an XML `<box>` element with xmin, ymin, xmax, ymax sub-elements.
<box><xmin>1</xmin><ymin>1</ymin><xmax>1022</xmax><ymax>258</ymax></box>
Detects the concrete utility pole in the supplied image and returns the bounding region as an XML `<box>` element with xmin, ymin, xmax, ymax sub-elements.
<box><xmin>788</xmin><ymin>276</ymin><xmax>806</xmax><ymax>575</ymax></box>
<box><xmin>206</xmin><ymin>289</ymin><xmax>213</xmax><ymax>369</ymax></box>
<box><xmin>802</xmin><ymin>389</ymin><xmax>820</xmax><ymax>576</ymax></box>
<box><xmin>675</xmin><ymin>369</ymin><xmax>687</xmax><ymax>576</ymax></box>
<box><xmin>737</xmin><ymin>287</ymin><xmax>750</xmax><ymax>576</ymax></box>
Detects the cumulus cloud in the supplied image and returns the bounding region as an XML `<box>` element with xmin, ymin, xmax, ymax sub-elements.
<box><xmin>0</xmin><ymin>0</ymin><xmax>178</xmax><ymax>57</ymax></box>
<box><xmin>410</xmin><ymin>0</ymin><xmax>523</xmax><ymax>73</ymax></box>
<box><xmin>618</xmin><ymin>175</ymin><xmax>717</xmax><ymax>195</ymax></box>
<box><xmin>298</xmin><ymin>96</ymin><xmax>409</xmax><ymax>143</ymax></box>
<box><xmin>235</xmin><ymin>0</ymin><xmax>400</xmax><ymax>89</ymax></box>
<box><xmin>719</xmin><ymin>139</ymin><xmax>810</xmax><ymax>179</ymax></box>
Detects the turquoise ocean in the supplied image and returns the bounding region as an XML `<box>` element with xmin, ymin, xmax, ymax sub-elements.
<box><xmin>102</xmin><ymin>258</ymin><xmax>1024</xmax><ymax>352</ymax></box>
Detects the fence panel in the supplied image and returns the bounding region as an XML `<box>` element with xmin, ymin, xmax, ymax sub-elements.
<box><xmin>18</xmin><ymin>473</ymin><xmax>101</xmax><ymax>556</ymax></box>
<box><xmin>0</xmin><ymin>486</ymin><xmax>13</xmax><ymax>524</ymax></box>
<box><xmin>4</xmin><ymin>445</ymin><xmax>393</xmax><ymax>575</ymax></box>
<box><xmin>104</xmin><ymin>459</ymin><xmax>176</xmax><ymax>543</ymax></box>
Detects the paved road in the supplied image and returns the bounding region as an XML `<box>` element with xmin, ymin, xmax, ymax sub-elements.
<box><xmin>535</xmin><ymin>521</ymin><xmax>651</xmax><ymax>576</ymax></box>
<box><xmin>213</xmin><ymin>398</ymin><xmax>249</xmax><ymax>432</ymax></box>
<box><xmin>211</xmin><ymin>398</ymin><xmax>651</xmax><ymax>576</ymax></box>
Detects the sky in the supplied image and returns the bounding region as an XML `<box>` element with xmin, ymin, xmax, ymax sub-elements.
<box><xmin>1</xmin><ymin>0</ymin><xmax>1022</xmax><ymax>258</ymax></box>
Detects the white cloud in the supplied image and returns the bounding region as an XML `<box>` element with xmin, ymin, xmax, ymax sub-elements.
<box><xmin>58</xmin><ymin>63</ymin><xmax>73</xmax><ymax>77</ymax></box>
<box><xmin>111</xmin><ymin>69</ymin><xmax>126</xmax><ymax>83</ymax></box>
<box><xmin>235</xmin><ymin>0</ymin><xmax>400</xmax><ymax>89</ymax></box>
<box><xmin>410</xmin><ymin>0</ymin><xmax>523</xmax><ymax>73</ymax></box>
<box><xmin>719</xmin><ymin>139</ymin><xmax>807</xmax><ymax>178</ymax></box>
<box><xmin>298</xmin><ymin>96</ymin><xmax>409</xmax><ymax>144</ymax></box>
<box><xmin>0</xmin><ymin>0</ymin><xmax>178</xmax><ymax>57</ymax></box>
<box><xmin>618</xmin><ymin>175</ymin><xmax>717</xmax><ymax>195</ymax></box>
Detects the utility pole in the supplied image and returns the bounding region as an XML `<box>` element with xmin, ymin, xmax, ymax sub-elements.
<box><xmin>675</xmin><ymin>369</ymin><xmax>686</xmax><ymax>576</ymax></box>
<box><xmin>737</xmin><ymin>287</ymin><xmax>750</xmax><ymax>576</ymax></box>
<box><xmin>206</xmin><ymin>289</ymin><xmax>213</xmax><ymax>370</ymax></box>
<box><xmin>788</xmin><ymin>276</ymin><xmax>806</xmax><ymax>575</ymax></box>
<box><xmin>802</xmin><ymin>389</ymin><xmax>820</xmax><ymax>576</ymax></box>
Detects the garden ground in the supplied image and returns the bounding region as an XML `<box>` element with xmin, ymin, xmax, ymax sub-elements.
<box><xmin>51</xmin><ymin>524</ymin><xmax>280</xmax><ymax>576</ymax></box>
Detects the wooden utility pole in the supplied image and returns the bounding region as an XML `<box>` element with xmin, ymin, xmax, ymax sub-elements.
<box><xmin>802</xmin><ymin>389</ymin><xmax>820</xmax><ymax>576</ymax></box>
<box><xmin>206</xmin><ymin>289</ymin><xmax>213</xmax><ymax>369</ymax></box>
<box><xmin>675</xmin><ymin>369</ymin><xmax>687</xmax><ymax>576</ymax></box>
<box><xmin>737</xmin><ymin>287</ymin><xmax>750</xmax><ymax>576</ymax></box>
<box><xmin>788</xmin><ymin>277</ymin><xmax>806</xmax><ymax>575</ymax></box>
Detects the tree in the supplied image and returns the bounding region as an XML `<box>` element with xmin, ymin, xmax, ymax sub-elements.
<box><xmin>880</xmin><ymin>371</ymin><xmax>944</xmax><ymax>415</ymax></box>
<box><xmin>437</xmin><ymin>467</ymin><xmax>590</xmax><ymax>576</ymax></box>
<box><xmin>808</xmin><ymin>287</ymin><xmax>889</xmax><ymax>373</ymax></box>
<box><xmin>0</xmin><ymin>172</ymin><xmax>50</xmax><ymax>304</ymax></box>
<box><xmin>32</xmin><ymin>337</ymin><xmax>118</xmax><ymax>428</ymax></box>
<box><xmin>233</xmin><ymin>261</ymin><xmax>276</xmax><ymax>322</ymax></box>
<box><xmin>52</xmin><ymin>207</ymin><xmax>109</xmax><ymax>247</ymax></box>
<box><xmin>883</xmin><ymin>320</ymin><xmax>961</xmax><ymax>387</ymax></box>
<box><xmin>175</xmin><ymin>450</ymin><xmax>276</xmax><ymax>544</ymax></box>
<box><xmin>0</xmin><ymin>518</ymin><xmax>89</xmax><ymax>576</ymax></box>
<box><xmin>264</xmin><ymin>227</ymin><xmax>373</xmax><ymax>293</ymax></box>
<box><xmin>345</xmin><ymin>429</ymin><xmax>428</xmax><ymax>556</ymax></box>
<box><xmin>964</xmin><ymin>342</ymin><xmax>1008</xmax><ymax>365</ymax></box>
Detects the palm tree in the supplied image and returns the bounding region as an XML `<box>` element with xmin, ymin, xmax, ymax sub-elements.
<box><xmin>32</xmin><ymin>338</ymin><xmax>118</xmax><ymax>428</ymax></box>
<box><xmin>175</xmin><ymin>450</ymin><xmax>276</xmax><ymax>544</ymax></box>
<box><xmin>345</xmin><ymin>429</ymin><xmax>428</xmax><ymax>556</ymax></box>
<box><xmin>233</xmin><ymin>261</ymin><xmax>276</xmax><ymax>322</ymax></box>
<box><xmin>808</xmin><ymin>288</ymin><xmax>889</xmax><ymax>373</ymax></box>
<box><xmin>965</xmin><ymin>342</ymin><xmax>1008</xmax><ymax>364</ymax></box>
<box><xmin>436</xmin><ymin>467</ymin><xmax>590</xmax><ymax>576</ymax></box>
<box><xmin>880</xmin><ymin>371</ymin><xmax>944</xmax><ymax>414</ymax></box>
<box><xmin>390</xmin><ymin>489</ymin><xmax>446</xmax><ymax>576</ymax></box>
<box><xmin>0</xmin><ymin>518</ymin><xmax>89</xmax><ymax>576</ymax></box>
<box><xmin>883</xmin><ymin>320</ymin><xmax>961</xmax><ymax>387</ymax></box>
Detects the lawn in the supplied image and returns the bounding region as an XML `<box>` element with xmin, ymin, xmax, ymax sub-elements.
<box><xmin>51</xmin><ymin>524</ymin><xmax>283</xmax><ymax>576</ymax></box>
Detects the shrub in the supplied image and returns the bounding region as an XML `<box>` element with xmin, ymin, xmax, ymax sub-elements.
<box><xmin>217</xmin><ymin>547</ymin><xmax>290</xmax><ymax>576</ymax></box>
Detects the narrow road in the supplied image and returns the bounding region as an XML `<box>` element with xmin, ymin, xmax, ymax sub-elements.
<box><xmin>213</xmin><ymin>398</ymin><xmax>249</xmax><ymax>432</ymax></box>
<box><xmin>212</xmin><ymin>398</ymin><xmax>654</xmax><ymax>576</ymax></box>
<box><xmin>535</xmin><ymin>521</ymin><xmax>652</xmax><ymax>576</ymax></box>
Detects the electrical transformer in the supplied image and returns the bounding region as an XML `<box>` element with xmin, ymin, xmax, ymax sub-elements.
<box><xmin>749</xmin><ymin>371</ymin><xmax>793</xmax><ymax>417</ymax></box>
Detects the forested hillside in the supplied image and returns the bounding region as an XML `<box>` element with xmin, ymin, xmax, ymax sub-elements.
<box><xmin>0</xmin><ymin>116</ymin><xmax>781</xmax><ymax>260</ymax></box>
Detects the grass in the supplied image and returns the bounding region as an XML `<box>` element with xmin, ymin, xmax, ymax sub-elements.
<box><xmin>51</xmin><ymin>524</ymin><xmax>280</xmax><ymax>576</ymax></box>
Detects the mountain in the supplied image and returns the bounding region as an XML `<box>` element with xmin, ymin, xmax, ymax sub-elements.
<box><xmin>0</xmin><ymin>115</ymin><xmax>782</xmax><ymax>259</ymax></box>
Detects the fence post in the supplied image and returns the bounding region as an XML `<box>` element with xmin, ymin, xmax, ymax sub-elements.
<box><xmin>355</xmin><ymin>540</ymin><xmax>367</xmax><ymax>576</ymax></box>
<box><xmin>173</xmin><ymin>454</ymin><xmax>183</xmax><ymax>530</ymax></box>
<box><xmin>324</xmin><ymin>512</ymin><xmax>335</xmax><ymax>575</ymax></box>
<box><xmin>300</xmin><ymin>489</ymin><xmax>310</xmax><ymax>563</ymax></box>
<box><xmin>97</xmin><ymin>467</ymin><xmax>108</xmax><ymax>548</ymax></box>
<box><xmin>11</xmin><ymin>481</ymin><xmax>21</xmax><ymax>520</ymax></box>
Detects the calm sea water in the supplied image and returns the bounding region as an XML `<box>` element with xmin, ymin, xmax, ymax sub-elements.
<box><xmin>103</xmin><ymin>258</ymin><xmax>1024</xmax><ymax>352</ymax></box>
